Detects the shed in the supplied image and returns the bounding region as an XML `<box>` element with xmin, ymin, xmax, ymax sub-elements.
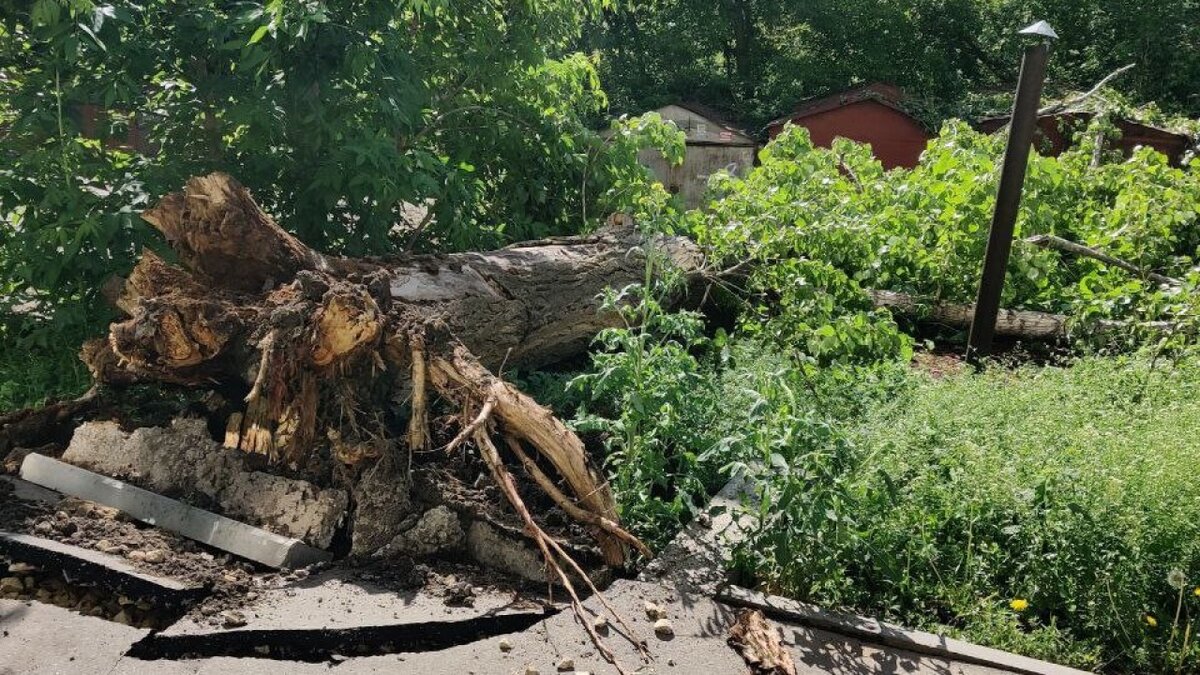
<box><xmin>976</xmin><ymin>112</ymin><xmax>1192</xmax><ymax>165</ymax></box>
<box><xmin>636</xmin><ymin>103</ymin><xmax>758</xmax><ymax>208</ymax></box>
<box><xmin>766</xmin><ymin>83</ymin><xmax>932</xmax><ymax>169</ymax></box>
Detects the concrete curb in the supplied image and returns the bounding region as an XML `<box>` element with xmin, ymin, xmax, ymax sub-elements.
<box><xmin>19</xmin><ymin>453</ymin><xmax>331</xmax><ymax>569</ymax></box>
<box><xmin>718</xmin><ymin>585</ymin><xmax>1091</xmax><ymax>675</ymax></box>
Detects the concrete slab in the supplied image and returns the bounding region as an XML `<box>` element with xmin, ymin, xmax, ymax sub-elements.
<box><xmin>638</xmin><ymin>474</ymin><xmax>755</xmax><ymax>594</ymax></box>
<box><xmin>20</xmin><ymin>453</ymin><xmax>331</xmax><ymax>569</ymax></box>
<box><xmin>159</xmin><ymin>569</ymin><xmax>554</xmax><ymax>636</ymax></box>
<box><xmin>123</xmin><ymin>569</ymin><xmax>556</xmax><ymax>661</ymax></box>
<box><xmin>0</xmin><ymin>531</ymin><xmax>205</xmax><ymax>605</ymax></box>
<box><xmin>175</xmin><ymin>578</ymin><xmax>1014</xmax><ymax>675</ymax></box>
<box><xmin>0</xmin><ymin>598</ymin><xmax>148</xmax><ymax>675</ymax></box>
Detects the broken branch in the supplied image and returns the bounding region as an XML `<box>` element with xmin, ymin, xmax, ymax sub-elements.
<box><xmin>1025</xmin><ymin>233</ymin><xmax>1180</xmax><ymax>286</ymax></box>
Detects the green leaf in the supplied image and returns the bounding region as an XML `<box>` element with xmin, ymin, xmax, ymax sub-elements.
<box><xmin>247</xmin><ymin>24</ymin><xmax>270</xmax><ymax>45</ymax></box>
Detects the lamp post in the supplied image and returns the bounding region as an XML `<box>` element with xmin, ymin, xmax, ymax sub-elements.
<box><xmin>966</xmin><ymin>20</ymin><xmax>1057</xmax><ymax>363</ymax></box>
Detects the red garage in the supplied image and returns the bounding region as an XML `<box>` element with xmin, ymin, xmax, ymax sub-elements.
<box><xmin>766</xmin><ymin>83</ymin><xmax>932</xmax><ymax>169</ymax></box>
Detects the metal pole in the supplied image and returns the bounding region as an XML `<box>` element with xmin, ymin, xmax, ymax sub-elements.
<box><xmin>966</xmin><ymin>21</ymin><xmax>1057</xmax><ymax>363</ymax></box>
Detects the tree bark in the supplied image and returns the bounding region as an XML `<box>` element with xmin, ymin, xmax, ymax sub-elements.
<box><xmin>85</xmin><ymin>172</ymin><xmax>705</xmax><ymax>567</ymax></box>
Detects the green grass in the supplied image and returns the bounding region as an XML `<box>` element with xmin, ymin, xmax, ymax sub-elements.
<box><xmin>738</xmin><ymin>354</ymin><xmax>1200</xmax><ymax>672</ymax></box>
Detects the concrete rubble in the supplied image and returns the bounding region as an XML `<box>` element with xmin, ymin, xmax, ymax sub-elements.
<box><xmin>63</xmin><ymin>418</ymin><xmax>347</xmax><ymax>549</ymax></box>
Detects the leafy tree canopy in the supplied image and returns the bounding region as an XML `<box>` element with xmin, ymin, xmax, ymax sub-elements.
<box><xmin>584</xmin><ymin>0</ymin><xmax>1200</xmax><ymax>129</ymax></box>
<box><xmin>0</xmin><ymin>0</ymin><xmax>678</xmax><ymax>329</ymax></box>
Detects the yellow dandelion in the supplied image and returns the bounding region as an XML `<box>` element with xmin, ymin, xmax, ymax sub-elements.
<box><xmin>1145</xmin><ymin>613</ymin><xmax>1158</xmax><ymax>628</ymax></box>
<box><xmin>1194</xmin><ymin>587</ymin><xmax>1200</xmax><ymax>598</ymax></box>
<box><xmin>1009</xmin><ymin>598</ymin><xmax>1029</xmax><ymax>612</ymax></box>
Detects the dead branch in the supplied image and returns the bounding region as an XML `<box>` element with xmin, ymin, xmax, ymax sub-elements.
<box><xmin>1039</xmin><ymin>63</ymin><xmax>1136</xmax><ymax>116</ymax></box>
<box><xmin>728</xmin><ymin>609</ymin><xmax>798</xmax><ymax>675</ymax></box>
<box><xmin>1024</xmin><ymin>233</ymin><xmax>1180</xmax><ymax>286</ymax></box>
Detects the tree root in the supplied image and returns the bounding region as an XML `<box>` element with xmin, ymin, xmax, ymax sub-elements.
<box><xmin>504</xmin><ymin>437</ymin><xmax>651</xmax><ymax>558</ymax></box>
<box><xmin>472</xmin><ymin>429</ymin><xmax>647</xmax><ymax>675</ymax></box>
<box><xmin>423</xmin><ymin>329</ymin><xmax>627</xmax><ymax>566</ymax></box>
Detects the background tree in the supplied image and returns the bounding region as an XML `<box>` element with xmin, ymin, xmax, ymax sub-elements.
<box><xmin>584</xmin><ymin>0</ymin><xmax>1200</xmax><ymax>129</ymax></box>
<box><xmin>0</xmin><ymin>0</ymin><xmax>671</xmax><ymax>332</ymax></box>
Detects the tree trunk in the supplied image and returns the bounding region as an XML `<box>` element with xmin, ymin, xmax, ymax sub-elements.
<box><xmin>84</xmin><ymin>172</ymin><xmax>705</xmax><ymax>567</ymax></box>
<box><xmin>870</xmin><ymin>289</ymin><xmax>1171</xmax><ymax>339</ymax></box>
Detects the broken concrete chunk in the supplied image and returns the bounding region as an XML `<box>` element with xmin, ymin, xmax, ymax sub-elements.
<box><xmin>350</xmin><ymin>456</ymin><xmax>415</xmax><ymax>555</ymax></box>
<box><xmin>63</xmin><ymin>419</ymin><xmax>347</xmax><ymax>548</ymax></box>
<box><xmin>382</xmin><ymin>505</ymin><xmax>464</xmax><ymax>558</ymax></box>
<box><xmin>465</xmin><ymin>520</ymin><xmax>546</xmax><ymax>583</ymax></box>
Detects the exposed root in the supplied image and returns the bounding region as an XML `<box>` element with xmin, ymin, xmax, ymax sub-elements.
<box><xmin>407</xmin><ymin>334</ymin><xmax>429</xmax><ymax>479</ymax></box>
<box><xmin>443</xmin><ymin>394</ymin><xmax>496</xmax><ymax>455</ymax></box>
<box><xmin>426</xmin><ymin>335</ymin><xmax>626</xmax><ymax>566</ymax></box>
<box><xmin>504</xmin><ymin>437</ymin><xmax>652</xmax><ymax>559</ymax></box>
<box><xmin>472</xmin><ymin>430</ymin><xmax>643</xmax><ymax>675</ymax></box>
<box><xmin>244</xmin><ymin>329</ymin><xmax>277</xmax><ymax>403</ymax></box>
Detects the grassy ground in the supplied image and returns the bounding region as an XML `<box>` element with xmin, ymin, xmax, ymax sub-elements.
<box><xmin>739</xmin><ymin>354</ymin><xmax>1200</xmax><ymax>672</ymax></box>
<box><xmin>0</xmin><ymin>324</ymin><xmax>92</xmax><ymax>413</ymax></box>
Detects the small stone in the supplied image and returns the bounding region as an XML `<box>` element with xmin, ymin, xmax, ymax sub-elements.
<box><xmin>112</xmin><ymin>610</ymin><xmax>133</xmax><ymax>626</ymax></box>
<box><xmin>221</xmin><ymin>610</ymin><xmax>247</xmax><ymax>628</ymax></box>
<box><xmin>653</xmin><ymin>618</ymin><xmax>674</xmax><ymax>638</ymax></box>
<box><xmin>592</xmin><ymin>615</ymin><xmax>609</xmax><ymax>632</ymax></box>
<box><xmin>522</xmin><ymin>667</ymin><xmax>539</xmax><ymax>675</ymax></box>
<box><xmin>199</xmin><ymin>603</ymin><xmax>220</xmax><ymax>616</ymax></box>
<box><xmin>668</xmin><ymin>658</ymin><xmax>676</xmax><ymax>666</ymax></box>
<box><xmin>556</xmin><ymin>657</ymin><xmax>574</xmax><ymax>671</ymax></box>
<box><xmin>245</xmin><ymin>591</ymin><xmax>259</xmax><ymax>602</ymax></box>
<box><xmin>643</xmin><ymin>600</ymin><xmax>667</xmax><ymax>620</ymax></box>
<box><xmin>22</xmin><ymin>576</ymin><xmax>35</xmax><ymax>590</ymax></box>
<box><xmin>0</xmin><ymin>577</ymin><xmax>24</xmax><ymax>594</ymax></box>
<box><xmin>126</xmin><ymin>550</ymin><xmax>147</xmax><ymax>563</ymax></box>
<box><xmin>498</xmin><ymin>638</ymin><xmax>513</xmax><ymax>653</ymax></box>
<box><xmin>443</xmin><ymin>580</ymin><xmax>475</xmax><ymax>607</ymax></box>
<box><xmin>695</xmin><ymin>512</ymin><xmax>712</xmax><ymax>528</ymax></box>
<box><xmin>34</xmin><ymin>520</ymin><xmax>53</xmax><ymax>534</ymax></box>
<box><xmin>143</xmin><ymin>549</ymin><xmax>166</xmax><ymax>564</ymax></box>
<box><xmin>118</xmin><ymin>595</ymin><xmax>135</xmax><ymax>606</ymax></box>
<box><xmin>7</xmin><ymin>562</ymin><xmax>36</xmax><ymax>574</ymax></box>
<box><xmin>54</xmin><ymin>511</ymin><xmax>69</xmax><ymax>522</ymax></box>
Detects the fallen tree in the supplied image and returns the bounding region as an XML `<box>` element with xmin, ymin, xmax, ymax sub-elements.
<box><xmin>82</xmin><ymin>173</ymin><xmax>705</xmax><ymax>570</ymax></box>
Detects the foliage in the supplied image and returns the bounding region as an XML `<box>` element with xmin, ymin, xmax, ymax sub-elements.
<box><xmin>0</xmin><ymin>318</ymin><xmax>91</xmax><ymax>412</ymax></box>
<box><xmin>566</xmin><ymin>197</ymin><xmax>730</xmax><ymax>548</ymax></box>
<box><xmin>730</xmin><ymin>354</ymin><xmax>1200</xmax><ymax>672</ymax></box>
<box><xmin>584</xmin><ymin>0</ymin><xmax>1200</xmax><ymax>129</ymax></box>
<box><xmin>0</xmin><ymin>0</ymin><xmax>679</xmax><ymax>338</ymax></box>
<box><xmin>696</xmin><ymin>122</ymin><xmax>1200</xmax><ymax>347</ymax></box>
